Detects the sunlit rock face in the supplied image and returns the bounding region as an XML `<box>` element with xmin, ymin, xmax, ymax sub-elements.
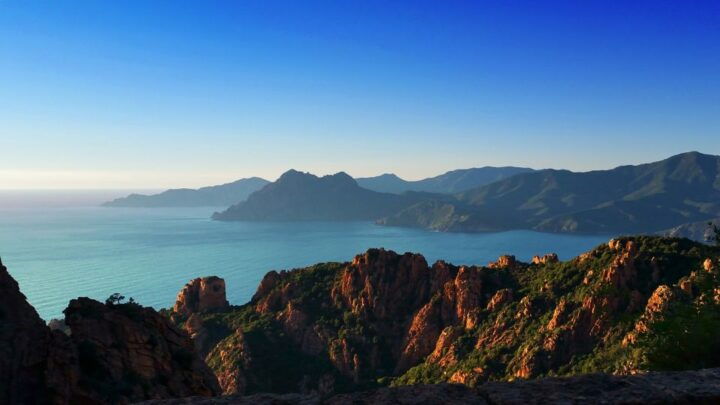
<box><xmin>174</xmin><ymin>276</ymin><xmax>230</xmax><ymax>316</ymax></box>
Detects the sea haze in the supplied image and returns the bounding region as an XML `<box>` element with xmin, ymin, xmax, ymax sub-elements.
<box><xmin>0</xmin><ymin>193</ymin><xmax>610</xmax><ymax>320</ymax></box>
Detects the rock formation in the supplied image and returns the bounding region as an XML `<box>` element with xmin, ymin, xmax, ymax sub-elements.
<box><xmin>532</xmin><ymin>253</ymin><xmax>558</xmax><ymax>265</ymax></box>
<box><xmin>5</xmin><ymin>235</ymin><xmax>720</xmax><ymax>403</ymax></box>
<box><xmin>180</xmin><ymin>236</ymin><xmax>720</xmax><ymax>395</ymax></box>
<box><xmin>64</xmin><ymin>297</ymin><xmax>220</xmax><ymax>403</ymax></box>
<box><xmin>0</xmin><ymin>260</ymin><xmax>220</xmax><ymax>404</ymax></box>
<box><xmin>0</xmin><ymin>257</ymin><xmax>72</xmax><ymax>404</ymax></box>
<box><xmin>488</xmin><ymin>254</ymin><xmax>518</xmax><ymax>268</ymax></box>
<box><xmin>174</xmin><ymin>276</ymin><xmax>229</xmax><ymax>316</ymax></box>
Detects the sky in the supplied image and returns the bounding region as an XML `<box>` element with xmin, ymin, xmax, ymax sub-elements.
<box><xmin>0</xmin><ymin>1</ymin><xmax>719</xmax><ymax>189</ymax></box>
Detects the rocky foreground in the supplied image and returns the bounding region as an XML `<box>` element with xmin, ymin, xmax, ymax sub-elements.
<box><xmin>2</xmin><ymin>235</ymin><xmax>720</xmax><ymax>404</ymax></box>
<box><xmin>139</xmin><ymin>368</ymin><xmax>720</xmax><ymax>404</ymax></box>
<box><xmin>0</xmin><ymin>258</ymin><xmax>219</xmax><ymax>404</ymax></box>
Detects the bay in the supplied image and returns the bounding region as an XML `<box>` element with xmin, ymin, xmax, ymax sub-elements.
<box><xmin>0</xmin><ymin>195</ymin><xmax>610</xmax><ymax>320</ymax></box>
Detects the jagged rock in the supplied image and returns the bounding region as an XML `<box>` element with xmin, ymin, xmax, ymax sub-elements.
<box><xmin>486</xmin><ymin>288</ymin><xmax>514</xmax><ymax>311</ymax></box>
<box><xmin>705</xmin><ymin>258</ymin><xmax>715</xmax><ymax>272</ymax></box>
<box><xmin>174</xmin><ymin>276</ymin><xmax>229</xmax><ymax>316</ymax></box>
<box><xmin>0</xmin><ymin>259</ymin><xmax>72</xmax><ymax>404</ymax></box>
<box><xmin>64</xmin><ymin>297</ymin><xmax>221</xmax><ymax>403</ymax></box>
<box><xmin>333</xmin><ymin>249</ymin><xmax>433</xmax><ymax>320</ymax></box>
<box><xmin>623</xmin><ymin>285</ymin><xmax>677</xmax><ymax>346</ymax></box>
<box><xmin>545</xmin><ymin>298</ymin><xmax>570</xmax><ymax>331</ymax></box>
<box><xmin>185</xmin><ymin>237</ymin><xmax>720</xmax><ymax>393</ymax></box>
<box><xmin>211</xmin><ymin>329</ymin><xmax>250</xmax><ymax>395</ymax></box>
<box><xmin>427</xmin><ymin>326</ymin><xmax>462</xmax><ymax>366</ymax></box>
<box><xmin>488</xmin><ymin>255</ymin><xmax>517</xmax><ymax>269</ymax></box>
<box><xmin>532</xmin><ymin>253</ymin><xmax>558</xmax><ymax>265</ymax></box>
<box><xmin>395</xmin><ymin>300</ymin><xmax>443</xmax><ymax>373</ymax></box>
<box><xmin>0</xmin><ymin>261</ymin><xmax>220</xmax><ymax>405</ymax></box>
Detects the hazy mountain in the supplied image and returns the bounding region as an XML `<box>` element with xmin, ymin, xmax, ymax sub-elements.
<box><xmin>212</xmin><ymin>170</ymin><xmax>431</xmax><ymax>221</ymax></box>
<box><xmin>660</xmin><ymin>218</ymin><xmax>720</xmax><ymax>243</ymax></box>
<box><xmin>103</xmin><ymin>177</ymin><xmax>269</xmax><ymax>207</ymax></box>
<box><xmin>356</xmin><ymin>166</ymin><xmax>534</xmax><ymax>194</ymax></box>
<box><xmin>355</xmin><ymin>173</ymin><xmax>411</xmax><ymax>193</ymax></box>
<box><xmin>381</xmin><ymin>152</ymin><xmax>720</xmax><ymax>234</ymax></box>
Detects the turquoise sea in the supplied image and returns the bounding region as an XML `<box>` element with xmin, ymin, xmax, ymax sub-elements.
<box><xmin>0</xmin><ymin>192</ymin><xmax>611</xmax><ymax>321</ymax></box>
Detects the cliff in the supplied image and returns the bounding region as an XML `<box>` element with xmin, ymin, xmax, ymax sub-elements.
<box><xmin>0</xmin><ymin>259</ymin><xmax>219</xmax><ymax>404</ymax></box>
<box><xmin>173</xmin><ymin>236</ymin><xmax>720</xmax><ymax>396</ymax></box>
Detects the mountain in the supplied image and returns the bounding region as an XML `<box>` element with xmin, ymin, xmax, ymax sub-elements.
<box><xmin>212</xmin><ymin>170</ymin><xmax>433</xmax><ymax>221</ymax></box>
<box><xmin>356</xmin><ymin>166</ymin><xmax>534</xmax><ymax>194</ymax></box>
<box><xmin>103</xmin><ymin>177</ymin><xmax>269</xmax><ymax>207</ymax></box>
<box><xmin>167</xmin><ymin>236</ymin><xmax>720</xmax><ymax>396</ymax></box>
<box><xmin>354</xmin><ymin>173</ymin><xmax>411</xmax><ymax>193</ymax></box>
<box><xmin>381</xmin><ymin>152</ymin><xmax>720</xmax><ymax>234</ymax></box>
<box><xmin>660</xmin><ymin>218</ymin><xmax>720</xmax><ymax>242</ymax></box>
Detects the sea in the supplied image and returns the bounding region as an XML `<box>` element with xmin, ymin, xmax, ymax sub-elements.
<box><xmin>0</xmin><ymin>190</ymin><xmax>611</xmax><ymax>321</ymax></box>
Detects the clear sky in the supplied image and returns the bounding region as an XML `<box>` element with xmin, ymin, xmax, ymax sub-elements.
<box><xmin>1</xmin><ymin>1</ymin><xmax>718</xmax><ymax>189</ymax></box>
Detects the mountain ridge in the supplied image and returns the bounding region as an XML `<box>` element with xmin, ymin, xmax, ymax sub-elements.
<box><xmin>381</xmin><ymin>151</ymin><xmax>720</xmax><ymax>234</ymax></box>
<box><xmin>356</xmin><ymin>166</ymin><xmax>533</xmax><ymax>194</ymax></box>
<box><xmin>103</xmin><ymin>177</ymin><xmax>270</xmax><ymax>207</ymax></box>
<box><xmin>212</xmin><ymin>170</ymin><xmax>436</xmax><ymax>221</ymax></box>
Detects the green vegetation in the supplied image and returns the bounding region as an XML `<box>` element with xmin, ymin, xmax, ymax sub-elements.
<box><xmin>383</xmin><ymin>152</ymin><xmax>720</xmax><ymax>234</ymax></box>
<box><xmin>168</xmin><ymin>236</ymin><xmax>720</xmax><ymax>393</ymax></box>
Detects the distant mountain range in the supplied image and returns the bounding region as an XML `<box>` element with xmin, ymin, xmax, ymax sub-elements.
<box><xmin>103</xmin><ymin>177</ymin><xmax>269</xmax><ymax>207</ymax></box>
<box><xmin>381</xmin><ymin>152</ymin><xmax>720</xmax><ymax>234</ymax></box>
<box><xmin>356</xmin><ymin>166</ymin><xmax>533</xmax><ymax>194</ymax></box>
<box><xmin>212</xmin><ymin>170</ymin><xmax>435</xmax><ymax>221</ymax></box>
<box><xmin>105</xmin><ymin>152</ymin><xmax>720</xmax><ymax>237</ymax></box>
<box><xmin>103</xmin><ymin>166</ymin><xmax>528</xmax><ymax>208</ymax></box>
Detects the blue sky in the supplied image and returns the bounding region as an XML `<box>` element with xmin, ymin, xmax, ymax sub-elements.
<box><xmin>1</xmin><ymin>1</ymin><xmax>718</xmax><ymax>188</ymax></box>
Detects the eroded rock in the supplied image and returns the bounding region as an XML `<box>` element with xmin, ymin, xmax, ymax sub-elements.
<box><xmin>174</xmin><ymin>276</ymin><xmax>230</xmax><ymax>316</ymax></box>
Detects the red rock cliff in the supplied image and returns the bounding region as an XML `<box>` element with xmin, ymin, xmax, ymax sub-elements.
<box><xmin>0</xmin><ymin>259</ymin><xmax>220</xmax><ymax>404</ymax></box>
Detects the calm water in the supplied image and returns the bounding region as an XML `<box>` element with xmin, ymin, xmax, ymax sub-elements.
<box><xmin>0</xmin><ymin>198</ymin><xmax>610</xmax><ymax>320</ymax></box>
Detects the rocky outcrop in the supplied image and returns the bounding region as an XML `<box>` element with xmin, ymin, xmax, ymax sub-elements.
<box><xmin>65</xmin><ymin>298</ymin><xmax>220</xmax><ymax>403</ymax></box>
<box><xmin>706</xmin><ymin>258</ymin><xmax>716</xmax><ymax>272</ymax></box>
<box><xmin>532</xmin><ymin>253</ymin><xmax>558</xmax><ymax>265</ymax></box>
<box><xmin>174</xmin><ymin>276</ymin><xmax>229</xmax><ymax>316</ymax></box>
<box><xmin>0</xmin><ymin>260</ymin><xmax>220</xmax><ymax>404</ymax></box>
<box><xmin>173</xmin><ymin>236</ymin><xmax>720</xmax><ymax>395</ymax></box>
<box><xmin>0</xmin><ymin>258</ymin><xmax>73</xmax><ymax>404</ymax></box>
<box><xmin>137</xmin><ymin>368</ymin><xmax>720</xmax><ymax>404</ymax></box>
<box><xmin>488</xmin><ymin>255</ymin><xmax>518</xmax><ymax>269</ymax></box>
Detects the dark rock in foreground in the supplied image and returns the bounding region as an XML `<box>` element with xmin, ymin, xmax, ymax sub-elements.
<box><xmin>136</xmin><ymin>367</ymin><xmax>720</xmax><ymax>404</ymax></box>
<box><xmin>0</xmin><ymin>259</ymin><xmax>219</xmax><ymax>404</ymax></box>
